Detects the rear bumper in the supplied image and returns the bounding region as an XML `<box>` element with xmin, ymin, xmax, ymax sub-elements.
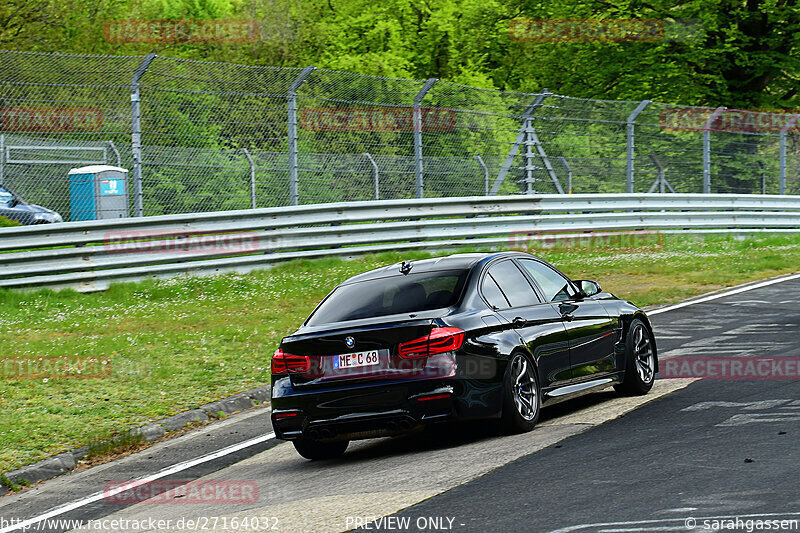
<box><xmin>271</xmin><ymin>377</ymin><xmax>461</xmax><ymax>441</ymax></box>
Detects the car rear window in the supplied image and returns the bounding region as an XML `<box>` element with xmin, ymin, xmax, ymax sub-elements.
<box><xmin>306</xmin><ymin>270</ymin><xmax>468</xmax><ymax>325</ymax></box>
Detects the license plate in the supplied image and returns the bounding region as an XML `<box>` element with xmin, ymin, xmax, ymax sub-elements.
<box><xmin>333</xmin><ymin>350</ymin><xmax>380</xmax><ymax>370</ymax></box>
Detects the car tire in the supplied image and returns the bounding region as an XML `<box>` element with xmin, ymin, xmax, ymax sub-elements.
<box><xmin>501</xmin><ymin>352</ymin><xmax>540</xmax><ymax>434</ymax></box>
<box><xmin>292</xmin><ymin>438</ymin><xmax>349</xmax><ymax>460</ymax></box>
<box><xmin>615</xmin><ymin>318</ymin><xmax>656</xmax><ymax>396</ymax></box>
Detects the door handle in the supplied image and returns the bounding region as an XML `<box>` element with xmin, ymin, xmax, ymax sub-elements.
<box><xmin>562</xmin><ymin>312</ymin><xmax>575</xmax><ymax>321</ymax></box>
<box><xmin>512</xmin><ymin>316</ymin><xmax>526</xmax><ymax>327</ymax></box>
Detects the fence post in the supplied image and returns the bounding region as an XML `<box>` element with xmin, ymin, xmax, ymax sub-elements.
<box><xmin>702</xmin><ymin>106</ymin><xmax>726</xmax><ymax>194</ymax></box>
<box><xmin>524</xmin><ymin>120</ymin><xmax>534</xmax><ymax>194</ymax></box>
<box><xmin>626</xmin><ymin>100</ymin><xmax>651</xmax><ymax>193</ymax></box>
<box><xmin>491</xmin><ymin>90</ymin><xmax>550</xmax><ymax>195</ymax></box>
<box><xmin>413</xmin><ymin>78</ymin><xmax>438</xmax><ymax>199</ymax></box>
<box><xmin>106</xmin><ymin>141</ymin><xmax>121</xmax><ymax>167</ymax></box>
<box><xmin>558</xmin><ymin>157</ymin><xmax>572</xmax><ymax>194</ymax></box>
<box><xmin>529</xmin><ymin>127</ymin><xmax>563</xmax><ymax>194</ymax></box>
<box><xmin>475</xmin><ymin>155</ymin><xmax>488</xmax><ymax>195</ymax></box>
<box><xmin>779</xmin><ymin>114</ymin><xmax>800</xmax><ymax>195</ymax></box>
<box><xmin>241</xmin><ymin>148</ymin><xmax>256</xmax><ymax>209</ymax></box>
<box><xmin>780</xmin><ymin>132</ymin><xmax>787</xmax><ymax>195</ymax></box>
<box><xmin>130</xmin><ymin>53</ymin><xmax>156</xmax><ymax>218</ymax></box>
<box><xmin>0</xmin><ymin>133</ymin><xmax>4</xmax><ymax>184</ymax></box>
<box><xmin>364</xmin><ymin>152</ymin><xmax>379</xmax><ymax>200</ymax></box>
<box><xmin>648</xmin><ymin>153</ymin><xmax>665</xmax><ymax>193</ymax></box>
<box><xmin>288</xmin><ymin>66</ymin><xmax>316</xmax><ymax>206</ymax></box>
<box><xmin>131</xmin><ymin>54</ymin><xmax>158</xmax><ymax>217</ymax></box>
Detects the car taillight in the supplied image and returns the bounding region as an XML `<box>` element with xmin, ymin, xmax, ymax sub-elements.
<box><xmin>398</xmin><ymin>327</ymin><xmax>465</xmax><ymax>358</ymax></box>
<box><xmin>416</xmin><ymin>393</ymin><xmax>453</xmax><ymax>401</ymax></box>
<box><xmin>271</xmin><ymin>348</ymin><xmax>311</xmax><ymax>373</ymax></box>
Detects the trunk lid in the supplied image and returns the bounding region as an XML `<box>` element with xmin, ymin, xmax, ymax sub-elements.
<box><xmin>279</xmin><ymin>317</ymin><xmax>455</xmax><ymax>388</ymax></box>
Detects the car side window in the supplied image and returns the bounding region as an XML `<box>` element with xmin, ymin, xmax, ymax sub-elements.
<box><xmin>481</xmin><ymin>274</ymin><xmax>510</xmax><ymax>309</ymax></box>
<box><xmin>486</xmin><ymin>260</ymin><xmax>541</xmax><ymax>308</ymax></box>
<box><xmin>518</xmin><ymin>259</ymin><xmax>577</xmax><ymax>302</ymax></box>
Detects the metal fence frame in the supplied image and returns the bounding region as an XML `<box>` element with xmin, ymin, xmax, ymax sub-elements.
<box><xmin>3</xmin><ymin>50</ymin><xmax>800</xmax><ymax>221</ymax></box>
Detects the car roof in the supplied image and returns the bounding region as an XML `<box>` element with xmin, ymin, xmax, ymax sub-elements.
<box><xmin>339</xmin><ymin>251</ymin><xmax>535</xmax><ymax>285</ymax></box>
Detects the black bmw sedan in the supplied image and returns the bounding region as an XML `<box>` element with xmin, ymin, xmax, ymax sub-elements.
<box><xmin>271</xmin><ymin>252</ymin><xmax>657</xmax><ymax>460</ymax></box>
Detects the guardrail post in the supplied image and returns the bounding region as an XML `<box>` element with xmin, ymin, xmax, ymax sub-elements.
<box><xmin>130</xmin><ymin>53</ymin><xmax>156</xmax><ymax>218</ymax></box>
<box><xmin>491</xmin><ymin>90</ymin><xmax>550</xmax><ymax>195</ymax></box>
<box><xmin>364</xmin><ymin>152</ymin><xmax>379</xmax><ymax>200</ymax></box>
<box><xmin>475</xmin><ymin>155</ymin><xmax>489</xmax><ymax>195</ymax></box>
<box><xmin>779</xmin><ymin>114</ymin><xmax>800</xmax><ymax>195</ymax></box>
<box><xmin>241</xmin><ymin>148</ymin><xmax>256</xmax><ymax>209</ymax></box>
<box><xmin>703</xmin><ymin>107</ymin><xmax>726</xmax><ymax>194</ymax></box>
<box><xmin>414</xmin><ymin>78</ymin><xmax>438</xmax><ymax>199</ymax></box>
<box><xmin>288</xmin><ymin>66</ymin><xmax>316</xmax><ymax>206</ymax></box>
<box><xmin>106</xmin><ymin>141</ymin><xmax>121</xmax><ymax>167</ymax></box>
<box><xmin>626</xmin><ymin>100</ymin><xmax>651</xmax><ymax>193</ymax></box>
<box><xmin>558</xmin><ymin>157</ymin><xmax>572</xmax><ymax>194</ymax></box>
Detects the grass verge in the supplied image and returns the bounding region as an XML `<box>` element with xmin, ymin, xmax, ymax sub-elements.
<box><xmin>1</xmin><ymin>232</ymin><xmax>799</xmax><ymax>472</ymax></box>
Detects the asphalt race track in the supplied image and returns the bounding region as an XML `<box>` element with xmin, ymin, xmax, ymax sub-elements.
<box><xmin>386</xmin><ymin>276</ymin><xmax>800</xmax><ymax>532</ymax></box>
<box><xmin>1</xmin><ymin>275</ymin><xmax>799</xmax><ymax>533</ymax></box>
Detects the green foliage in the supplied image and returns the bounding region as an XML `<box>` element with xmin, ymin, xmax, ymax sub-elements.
<box><xmin>0</xmin><ymin>216</ymin><xmax>20</xmax><ymax>227</ymax></box>
<box><xmin>4</xmin><ymin>0</ymin><xmax>800</xmax><ymax>108</ymax></box>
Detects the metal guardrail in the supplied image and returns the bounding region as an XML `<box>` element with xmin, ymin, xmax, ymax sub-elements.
<box><xmin>2</xmin><ymin>193</ymin><xmax>800</xmax><ymax>292</ymax></box>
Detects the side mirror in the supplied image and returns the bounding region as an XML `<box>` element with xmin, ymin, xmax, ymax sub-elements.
<box><xmin>577</xmin><ymin>280</ymin><xmax>602</xmax><ymax>297</ymax></box>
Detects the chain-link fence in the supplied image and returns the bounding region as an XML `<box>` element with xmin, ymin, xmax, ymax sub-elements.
<box><xmin>2</xmin><ymin>50</ymin><xmax>800</xmax><ymax>221</ymax></box>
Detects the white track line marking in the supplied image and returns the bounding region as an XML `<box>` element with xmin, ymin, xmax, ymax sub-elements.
<box><xmin>0</xmin><ymin>432</ymin><xmax>276</xmax><ymax>533</ymax></box>
<box><xmin>649</xmin><ymin>273</ymin><xmax>800</xmax><ymax>315</ymax></box>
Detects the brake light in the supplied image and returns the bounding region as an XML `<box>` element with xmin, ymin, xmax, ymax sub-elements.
<box><xmin>398</xmin><ymin>327</ymin><xmax>465</xmax><ymax>358</ymax></box>
<box><xmin>271</xmin><ymin>348</ymin><xmax>311</xmax><ymax>373</ymax></box>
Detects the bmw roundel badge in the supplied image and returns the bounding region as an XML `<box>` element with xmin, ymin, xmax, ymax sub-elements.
<box><xmin>345</xmin><ymin>336</ymin><xmax>355</xmax><ymax>349</ymax></box>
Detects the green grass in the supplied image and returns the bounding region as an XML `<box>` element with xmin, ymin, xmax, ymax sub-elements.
<box><xmin>0</xmin><ymin>216</ymin><xmax>20</xmax><ymax>228</ymax></box>
<box><xmin>1</xmin><ymin>233</ymin><xmax>799</xmax><ymax>473</ymax></box>
<box><xmin>85</xmin><ymin>429</ymin><xmax>145</xmax><ymax>462</ymax></box>
<box><xmin>0</xmin><ymin>473</ymin><xmax>21</xmax><ymax>492</ymax></box>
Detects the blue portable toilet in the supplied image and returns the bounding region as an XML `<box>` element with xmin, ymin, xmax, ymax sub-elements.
<box><xmin>68</xmin><ymin>165</ymin><xmax>129</xmax><ymax>221</ymax></box>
